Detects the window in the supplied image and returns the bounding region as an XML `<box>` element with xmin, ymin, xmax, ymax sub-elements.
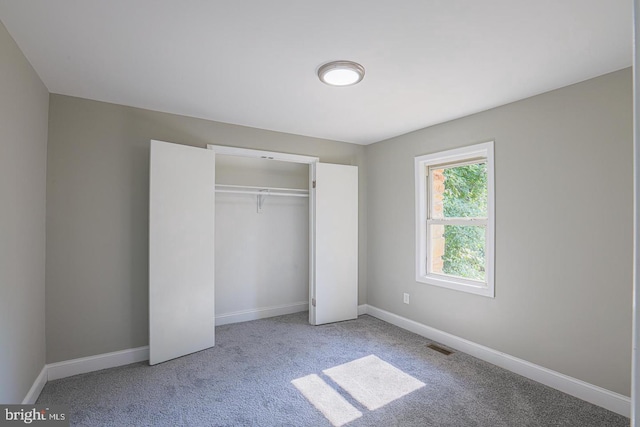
<box><xmin>415</xmin><ymin>141</ymin><xmax>495</xmax><ymax>297</ymax></box>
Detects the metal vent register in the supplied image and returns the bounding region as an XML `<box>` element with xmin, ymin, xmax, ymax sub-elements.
<box><xmin>427</xmin><ymin>343</ymin><xmax>453</xmax><ymax>356</ymax></box>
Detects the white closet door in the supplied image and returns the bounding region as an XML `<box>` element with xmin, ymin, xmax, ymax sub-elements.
<box><xmin>311</xmin><ymin>162</ymin><xmax>358</xmax><ymax>325</ymax></box>
<box><xmin>149</xmin><ymin>140</ymin><xmax>215</xmax><ymax>365</ymax></box>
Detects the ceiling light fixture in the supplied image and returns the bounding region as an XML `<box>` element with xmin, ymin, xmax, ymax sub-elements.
<box><xmin>317</xmin><ymin>60</ymin><xmax>365</xmax><ymax>87</ymax></box>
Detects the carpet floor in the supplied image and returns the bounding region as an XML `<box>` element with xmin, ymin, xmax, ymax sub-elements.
<box><xmin>37</xmin><ymin>312</ymin><xmax>629</xmax><ymax>426</ymax></box>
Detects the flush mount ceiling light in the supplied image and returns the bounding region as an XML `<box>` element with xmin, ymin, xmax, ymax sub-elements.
<box><xmin>317</xmin><ymin>60</ymin><xmax>365</xmax><ymax>87</ymax></box>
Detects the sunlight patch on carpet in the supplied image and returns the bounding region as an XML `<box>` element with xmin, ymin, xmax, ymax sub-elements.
<box><xmin>323</xmin><ymin>355</ymin><xmax>426</xmax><ymax>411</ymax></box>
<box><xmin>291</xmin><ymin>374</ymin><xmax>362</xmax><ymax>427</ymax></box>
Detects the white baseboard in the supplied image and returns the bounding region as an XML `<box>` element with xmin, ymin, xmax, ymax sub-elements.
<box><xmin>31</xmin><ymin>304</ymin><xmax>626</xmax><ymax>417</ymax></box>
<box><xmin>23</xmin><ymin>346</ymin><xmax>149</xmax><ymax>402</ymax></box>
<box><xmin>357</xmin><ymin>304</ymin><xmax>367</xmax><ymax>316</ymax></box>
<box><xmin>47</xmin><ymin>346</ymin><xmax>150</xmax><ymax>381</ymax></box>
<box><xmin>22</xmin><ymin>366</ymin><xmax>48</xmax><ymax>404</ymax></box>
<box><xmin>361</xmin><ymin>304</ymin><xmax>630</xmax><ymax>417</ymax></box>
<box><xmin>215</xmin><ymin>301</ymin><xmax>309</xmax><ymax>326</ymax></box>
<box><xmin>23</xmin><ymin>303</ymin><xmax>318</xmax><ymax>402</ymax></box>
<box><xmin>32</xmin><ymin>302</ymin><xmax>308</xmax><ymax>398</ymax></box>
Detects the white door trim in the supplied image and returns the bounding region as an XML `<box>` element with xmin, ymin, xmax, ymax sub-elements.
<box><xmin>207</xmin><ymin>144</ymin><xmax>318</xmax><ymax>164</ymax></box>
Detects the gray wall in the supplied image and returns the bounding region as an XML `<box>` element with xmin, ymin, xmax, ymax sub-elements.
<box><xmin>366</xmin><ymin>68</ymin><xmax>633</xmax><ymax>396</ymax></box>
<box><xmin>0</xmin><ymin>20</ymin><xmax>48</xmax><ymax>402</ymax></box>
<box><xmin>46</xmin><ymin>95</ymin><xmax>366</xmax><ymax>363</ymax></box>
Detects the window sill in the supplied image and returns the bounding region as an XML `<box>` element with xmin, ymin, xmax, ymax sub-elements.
<box><xmin>416</xmin><ymin>274</ymin><xmax>495</xmax><ymax>298</ymax></box>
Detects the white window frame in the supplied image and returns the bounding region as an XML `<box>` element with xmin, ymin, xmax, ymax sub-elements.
<box><xmin>415</xmin><ymin>141</ymin><xmax>495</xmax><ymax>298</ymax></box>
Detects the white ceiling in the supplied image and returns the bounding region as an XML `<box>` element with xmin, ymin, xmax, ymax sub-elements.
<box><xmin>0</xmin><ymin>1</ymin><xmax>632</xmax><ymax>145</ymax></box>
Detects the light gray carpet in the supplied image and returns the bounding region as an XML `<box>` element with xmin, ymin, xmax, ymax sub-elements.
<box><xmin>37</xmin><ymin>312</ymin><xmax>629</xmax><ymax>426</ymax></box>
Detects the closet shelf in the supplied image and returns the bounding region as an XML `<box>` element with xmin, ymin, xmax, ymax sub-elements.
<box><xmin>215</xmin><ymin>184</ymin><xmax>309</xmax><ymax>198</ymax></box>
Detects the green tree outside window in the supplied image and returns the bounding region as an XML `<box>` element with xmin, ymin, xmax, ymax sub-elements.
<box><xmin>441</xmin><ymin>163</ymin><xmax>487</xmax><ymax>281</ymax></box>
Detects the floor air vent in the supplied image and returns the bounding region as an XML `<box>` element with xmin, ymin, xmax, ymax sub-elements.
<box><xmin>427</xmin><ymin>343</ymin><xmax>453</xmax><ymax>356</ymax></box>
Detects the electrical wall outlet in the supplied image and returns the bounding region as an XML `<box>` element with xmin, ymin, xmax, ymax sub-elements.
<box><xmin>403</xmin><ymin>293</ymin><xmax>410</xmax><ymax>304</ymax></box>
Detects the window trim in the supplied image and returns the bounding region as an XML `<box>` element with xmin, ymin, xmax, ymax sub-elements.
<box><xmin>415</xmin><ymin>141</ymin><xmax>495</xmax><ymax>298</ymax></box>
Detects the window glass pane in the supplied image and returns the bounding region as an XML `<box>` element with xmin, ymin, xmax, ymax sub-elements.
<box><xmin>429</xmin><ymin>224</ymin><xmax>485</xmax><ymax>281</ymax></box>
<box><xmin>431</xmin><ymin>162</ymin><xmax>487</xmax><ymax>218</ymax></box>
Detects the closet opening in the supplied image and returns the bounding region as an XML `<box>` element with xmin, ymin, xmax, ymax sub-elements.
<box><xmin>213</xmin><ymin>153</ymin><xmax>312</xmax><ymax>325</ymax></box>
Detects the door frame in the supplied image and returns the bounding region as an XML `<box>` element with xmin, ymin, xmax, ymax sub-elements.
<box><xmin>208</xmin><ymin>144</ymin><xmax>319</xmax><ymax>164</ymax></box>
<box><xmin>632</xmin><ymin>1</ymin><xmax>639</xmax><ymax>424</ymax></box>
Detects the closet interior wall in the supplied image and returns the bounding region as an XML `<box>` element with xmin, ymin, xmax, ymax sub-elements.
<box><xmin>214</xmin><ymin>155</ymin><xmax>310</xmax><ymax>323</ymax></box>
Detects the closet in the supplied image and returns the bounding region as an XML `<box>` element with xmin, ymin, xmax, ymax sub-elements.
<box><xmin>149</xmin><ymin>140</ymin><xmax>358</xmax><ymax>365</ymax></box>
<box><xmin>214</xmin><ymin>154</ymin><xmax>309</xmax><ymax>325</ymax></box>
